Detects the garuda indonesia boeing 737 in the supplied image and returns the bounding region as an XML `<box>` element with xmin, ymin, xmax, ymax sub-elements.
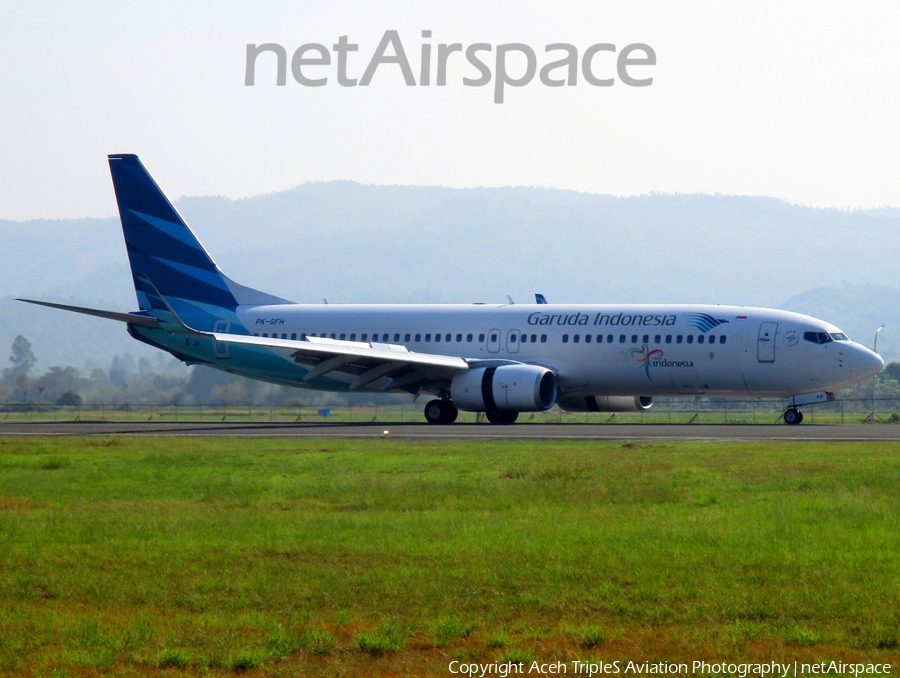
<box><xmin>20</xmin><ymin>155</ymin><xmax>885</xmax><ymax>425</ymax></box>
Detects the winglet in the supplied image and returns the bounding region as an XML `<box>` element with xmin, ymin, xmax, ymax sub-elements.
<box><xmin>141</xmin><ymin>277</ymin><xmax>209</xmax><ymax>336</ymax></box>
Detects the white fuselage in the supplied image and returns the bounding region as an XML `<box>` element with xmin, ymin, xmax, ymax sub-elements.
<box><xmin>232</xmin><ymin>303</ymin><xmax>883</xmax><ymax>398</ymax></box>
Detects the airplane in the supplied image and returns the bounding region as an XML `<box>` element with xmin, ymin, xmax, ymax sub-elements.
<box><xmin>19</xmin><ymin>154</ymin><xmax>885</xmax><ymax>425</ymax></box>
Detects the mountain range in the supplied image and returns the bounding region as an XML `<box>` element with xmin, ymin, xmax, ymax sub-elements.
<box><xmin>2</xmin><ymin>182</ymin><xmax>899</xmax><ymax>370</ymax></box>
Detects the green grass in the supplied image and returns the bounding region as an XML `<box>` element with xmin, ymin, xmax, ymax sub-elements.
<box><xmin>0</xmin><ymin>437</ymin><xmax>899</xmax><ymax>676</ymax></box>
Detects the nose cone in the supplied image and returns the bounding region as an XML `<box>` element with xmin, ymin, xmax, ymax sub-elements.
<box><xmin>851</xmin><ymin>344</ymin><xmax>885</xmax><ymax>380</ymax></box>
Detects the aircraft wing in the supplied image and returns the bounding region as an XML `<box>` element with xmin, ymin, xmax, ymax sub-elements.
<box><xmin>209</xmin><ymin>333</ymin><xmax>471</xmax><ymax>392</ymax></box>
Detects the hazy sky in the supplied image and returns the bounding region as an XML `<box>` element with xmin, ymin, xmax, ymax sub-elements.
<box><xmin>2</xmin><ymin>0</ymin><xmax>899</xmax><ymax>220</ymax></box>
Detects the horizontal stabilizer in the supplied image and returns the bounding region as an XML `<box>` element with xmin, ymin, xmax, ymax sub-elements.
<box><xmin>17</xmin><ymin>299</ymin><xmax>161</xmax><ymax>328</ymax></box>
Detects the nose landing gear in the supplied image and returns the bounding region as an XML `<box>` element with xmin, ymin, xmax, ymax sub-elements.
<box><xmin>783</xmin><ymin>408</ymin><xmax>804</xmax><ymax>425</ymax></box>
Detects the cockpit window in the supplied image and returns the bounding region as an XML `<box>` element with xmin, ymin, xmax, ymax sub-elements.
<box><xmin>803</xmin><ymin>331</ymin><xmax>835</xmax><ymax>345</ymax></box>
<box><xmin>830</xmin><ymin>333</ymin><xmax>848</xmax><ymax>341</ymax></box>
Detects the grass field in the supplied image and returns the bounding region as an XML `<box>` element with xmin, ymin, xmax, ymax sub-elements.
<box><xmin>0</xmin><ymin>437</ymin><xmax>898</xmax><ymax>676</ymax></box>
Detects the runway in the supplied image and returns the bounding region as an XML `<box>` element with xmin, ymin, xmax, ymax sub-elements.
<box><xmin>1</xmin><ymin>420</ymin><xmax>900</xmax><ymax>441</ymax></box>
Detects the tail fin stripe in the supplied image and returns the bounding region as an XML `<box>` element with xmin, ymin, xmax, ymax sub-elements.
<box><xmin>130</xmin><ymin>259</ymin><xmax>237</xmax><ymax>309</ymax></box>
<box><xmin>123</xmin><ymin>220</ymin><xmax>217</xmax><ymax>271</ymax></box>
<box><xmin>130</xmin><ymin>210</ymin><xmax>212</xmax><ymax>252</ymax></box>
<box><xmin>148</xmin><ymin>256</ymin><xmax>233</xmax><ymax>290</ymax></box>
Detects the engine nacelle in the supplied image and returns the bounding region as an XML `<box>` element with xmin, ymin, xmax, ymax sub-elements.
<box><xmin>557</xmin><ymin>395</ymin><xmax>653</xmax><ymax>413</ymax></box>
<box><xmin>451</xmin><ymin>365</ymin><xmax>557</xmax><ymax>412</ymax></box>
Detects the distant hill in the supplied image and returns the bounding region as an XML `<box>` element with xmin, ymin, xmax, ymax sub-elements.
<box><xmin>2</xmin><ymin>183</ymin><xmax>899</xmax><ymax>368</ymax></box>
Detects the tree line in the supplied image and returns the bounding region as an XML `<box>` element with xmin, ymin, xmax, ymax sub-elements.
<box><xmin>0</xmin><ymin>335</ymin><xmax>406</xmax><ymax>408</ymax></box>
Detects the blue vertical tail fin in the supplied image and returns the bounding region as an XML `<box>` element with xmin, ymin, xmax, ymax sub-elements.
<box><xmin>108</xmin><ymin>154</ymin><xmax>289</xmax><ymax>330</ymax></box>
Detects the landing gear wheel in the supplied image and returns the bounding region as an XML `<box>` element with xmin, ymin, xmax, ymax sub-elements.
<box><xmin>424</xmin><ymin>399</ymin><xmax>458</xmax><ymax>424</ymax></box>
<box><xmin>784</xmin><ymin>408</ymin><xmax>803</xmax><ymax>425</ymax></box>
<box><xmin>485</xmin><ymin>409</ymin><xmax>519</xmax><ymax>425</ymax></box>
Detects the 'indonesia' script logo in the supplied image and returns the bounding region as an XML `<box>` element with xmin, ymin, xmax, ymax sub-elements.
<box><xmin>627</xmin><ymin>346</ymin><xmax>696</xmax><ymax>381</ymax></box>
<box><xmin>626</xmin><ymin>345</ymin><xmax>664</xmax><ymax>382</ymax></box>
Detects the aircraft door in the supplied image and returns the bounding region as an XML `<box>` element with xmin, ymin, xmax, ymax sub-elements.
<box><xmin>214</xmin><ymin>320</ymin><xmax>230</xmax><ymax>359</ymax></box>
<box><xmin>757</xmin><ymin>322</ymin><xmax>777</xmax><ymax>363</ymax></box>
<box><xmin>506</xmin><ymin>329</ymin><xmax>520</xmax><ymax>354</ymax></box>
<box><xmin>487</xmin><ymin>329</ymin><xmax>501</xmax><ymax>353</ymax></box>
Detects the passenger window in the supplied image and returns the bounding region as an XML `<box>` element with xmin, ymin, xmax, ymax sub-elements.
<box><xmin>330</xmin><ymin>333</ymin><xmax>336</xmax><ymax>339</ymax></box>
<box><xmin>263</xmin><ymin>333</ymin><xmax>268</xmax><ymax>337</ymax></box>
<box><xmin>676</xmin><ymin>335</ymin><xmax>683</xmax><ymax>344</ymax></box>
<box><xmin>619</xmin><ymin>335</ymin><xmax>626</xmax><ymax>344</ymax></box>
<box><xmin>665</xmin><ymin>335</ymin><xmax>672</xmax><ymax>344</ymax></box>
<box><xmin>253</xmin><ymin>333</ymin><xmax>258</xmax><ymax>337</ymax></box>
<box><xmin>456</xmin><ymin>333</ymin><xmax>462</xmax><ymax>342</ymax></box>
<box><xmin>490</xmin><ymin>333</ymin><xmax>498</xmax><ymax>342</ymax></box>
<box><xmin>642</xmin><ymin>335</ymin><xmax>649</xmax><ymax>344</ymax></box>
<box><xmin>415</xmin><ymin>333</ymin><xmax>421</xmax><ymax>342</ymax></box>
<box><xmin>585</xmin><ymin>334</ymin><xmax>591</xmax><ymax>344</ymax></box>
<box><xmin>708</xmin><ymin>335</ymin><xmax>715</xmax><ymax>343</ymax></box>
<box><xmin>394</xmin><ymin>333</ymin><xmax>400</xmax><ymax>342</ymax></box>
<box><xmin>435</xmin><ymin>334</ymin><xmax>441</xmax><ymax>342</ymax></box>
<box><xmin>446</xmin><ymin>334</ymin><xmax>451</xmax><ymax>342</ymax></box>
<box><xmin>563</xmin><ymin>334</ymin><xmax>569</xmax><ymax>343</ymax></box>
<box><xmin>541</xmin><ymin>334</ymin><xmax>547</xmax><ymax>343</ymax></box>
<box><xmin>467</xmin><ymin>334</ymin><xmax>473</xmax><ymax>342</ymax></box>
<box><xmin>531</xmin><ymin>334</ymin><xmax>537</xmax><ymax>342</ymax></box>
<box><xmin>425</xmin><ymin>334</ymin><xmax>432</xmax><ymax>342</ymax></box>
<box><xmin>698</xmin><ymin>335</ymin><xmax>704</xmax><ymax>344</ymax></box>
<box><xmin>300</xmin><ymin>333</ymin><xmax>307</xmax><ymax>340</ymax></box>
<box><xmin>291</xmin><ymin>333</ymin><xmax>297</xmax><ymax>340</ymax></box>
<box><xmin>687</xmin><ymin>335</ymin><xmax>693</xmax><ymax>344</ymax></box>
<box><xmin>404</xmin><ymin>333</ymin><xmax>411</xmax><ymax>342</ymax></box>
<box><xmin>573</xmin><ymin>334</ymin><xmax>580</xmax><ymax>343</ymax></box>
<box><xmin>596</xmin><ymin>334</ymin><xmax>603</xmax><ymax>343</ymax></box>
<box><xmin>479</xmin><ymin>333</ymin><xmax>486</xmax><ymax>342</ymax></box>
<box><xmin>631</xmin><ymin>334</ymin><xmax>638</xmax><ymax>344</ymax></box>
<box><xmin>607</xmin><ymin>334</ymin><xmax>614</xmax><ymax>343</ymax></box>
<box><xmin>361</xmin><ymin>333</ymin><xmax>368</xmax><ymax>341</ymax></box>
<box><xmin>654</xmin><ymin>335</ymin><xmax>661</xmax><ymax>344</ymax></box>
<box><xmin>339</xmin><ymin>333</ymin><xmax>346</xmax><ymax>340</ymax></box>
<box><xmin>720</xmin><ymin>335</ymin><xmax>726</xmax><ymax>344</ymax></box>
<box><xmin>511</xmin><ymin>334</ymin><xmax>518</xmax><ymax>342</ymax></box>
<box><xmin>520</xmin><ymin>334</ymin><xmax>527</xmax><ymax>343</ymax></box>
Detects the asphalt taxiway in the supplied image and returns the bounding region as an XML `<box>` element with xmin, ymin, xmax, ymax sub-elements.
<box><xmin>1</xmin><ymin>421</ymin><xmax>899</xmax><ymax>441</ymax></box>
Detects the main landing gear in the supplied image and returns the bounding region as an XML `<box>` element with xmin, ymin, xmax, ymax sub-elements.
<box><xmin>485</xmin><ymin>409</ymin><xmax>518</xmax><ymax>425</ymax></box>
<box><xmin>423</xmin><ymin>400</ymin><xmax>520</xmax><ymax>425</ymax></box>
<box><xmin>783</xmin><ymin>408</ymin><xmax>804</xmax><ymax>425</ymax></box>
<box><xmin>424</xmin><ymin>399</ymin><xmax>459</xmax><ymax>424</ymax></box>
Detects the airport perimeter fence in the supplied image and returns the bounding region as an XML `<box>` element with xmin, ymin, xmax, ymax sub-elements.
<box><xmin>2</xmin><ymin>397</ymin><xmax>900</xmax><ymax>425</ymax></box>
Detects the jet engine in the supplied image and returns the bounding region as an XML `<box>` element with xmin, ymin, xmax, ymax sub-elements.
<box><xmin>451</xmin><ymin>365</ymin><xmax>557</xmax><ymax>412</ymax></box>
<box><xmin>557</xmin><ymin>395</ymin><xmax>653</xmax><ymax>412</ymax></box>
